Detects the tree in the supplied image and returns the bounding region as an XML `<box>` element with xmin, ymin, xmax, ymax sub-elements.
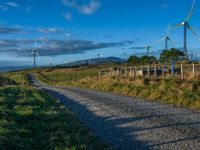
<box><xmin>128</xmin><ymin>55</ymin><xmax>157</xmax><ymax>65</ymax></box>
<box><xmin>160</xmin><ymin>48</ymin><xmax>185</xmax><ymax>63</ymax></box>
<box><xmin>127</xmin><ymin>56</ymin><xmax>140</xmax><ymax>65</ymax></box>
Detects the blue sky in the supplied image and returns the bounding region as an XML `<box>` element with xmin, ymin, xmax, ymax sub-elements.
<box><xmin>0</xmin><ymin>0</ymin><xmax>200</xmax><ymax>68</ymax></box>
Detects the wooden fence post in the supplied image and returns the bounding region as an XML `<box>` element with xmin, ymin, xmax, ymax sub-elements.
<box><xmin>117</xmin><ymin>68</ymin><xmax>119</xmax><ymax>76</ymax></box>
<box><xmin>147</xmin><ymin>66</ymin><xmax>150</xmax><ymax>78</ymax></box>
<box><xmin>181</xmin><ymin>64</ymin><xmax>183</xmax><ymax>79</ymax></box>
<box><xmin>162</xmin><ymin>65</ymin><xmax>164</xmax><ymax>77</ymax></box>
<box><xmin>193</xmin><ymin>64</ymin><xmax>195</xmax><ymax>79</ymax></box>
<box><xmin>171</xmin><ymin>61</ymin><xmax>175</xmax><ymax>76</ymax></box>
<box><xmin>154</xmin><ymin>66</ymin><xmax>157</xmax><ymax>77</ymax></box>
<box><xmin>135</xmin><ymin>67</ymin><xmax>137</xmax><ymax>76</ymax></box>
<box><xmin>130</xmin><ymin>67</ymin><xmax>132</xmax><ymax>77</ymax></box>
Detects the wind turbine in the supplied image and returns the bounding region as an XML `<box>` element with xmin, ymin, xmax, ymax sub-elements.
<box><xmin>32</xmin><ymin>41</ymin><xmax>39</xmax><ymax>68</ymax></box>
<box><xmin>131</xmin><ymin>45</ymin><xmax>153</xmax><ymax>56</ymax></box>
<box><xmin>131</xmin><ymin>38</ymin><xmax>164</xmax><ymax>56</ymax></box>
<box><xmin>159</xmin><ymin>24</ymin><xmax>176</xmax><ymax>50</ymax></box>
<box><xmin>174</xmin><ymin>0</ymin><xmax>197</xmax><ymax>59</ymax></box>
<box><xmin>97</xmin><ymin>53</ymin><xmax>104</xmax><ymax>58</ymax></box>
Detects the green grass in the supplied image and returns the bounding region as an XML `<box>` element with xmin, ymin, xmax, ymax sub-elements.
<box><xmin>0</xmin><ymin>75</ymin><xmax>18</xmax><ymax>87</ymax></box>
<box><xmin>2</xmin><ymin>72</ymin><xmax>25</xmax><ymax>85</ymax></box>
<box><xmin>0</xmin><ymin>86</ymin><xmax>112</xmax><ymax>150</ymax></box>
<box><xmin>38</xmin><ymin>68</ymin><xmax>98</xmax><ymax>83</ymax></box>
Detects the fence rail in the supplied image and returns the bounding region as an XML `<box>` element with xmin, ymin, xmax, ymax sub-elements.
<box><xmin>99</xmin><ymin>64</ymin><xmax>200</xmax><ymax>80</ymax></box>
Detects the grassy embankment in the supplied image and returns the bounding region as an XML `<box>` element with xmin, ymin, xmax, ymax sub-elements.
<box><xmin>0</xmin><ymin>72</ymin><xmax>112</xmax><ymax>150</ymax></box>
<box><xmin>36</xmin><ymin>68</ymin><xmax>98</xmax><ymax>84</ymax></box>
<box><xmin>37</xmin><ymin>68</ymin><xmax>200</xmax><ymax>110</ymax></box>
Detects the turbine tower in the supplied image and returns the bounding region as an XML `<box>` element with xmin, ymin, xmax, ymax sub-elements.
<box><xmin>32</xmin><ymin>41</ymin><xmax>39</xmax><ymax>68</ymax></box>
<box><xmin>175</xmin><ymin>0</ymin><xmax>197</xmax><ymax>59</ymax></box>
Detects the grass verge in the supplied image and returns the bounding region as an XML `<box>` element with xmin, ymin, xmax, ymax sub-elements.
<box><xmin>0</xmin><ymin>86</ymin><xmax>112</xmax><ymax>150</ymax></box>
<box><xmin>40</xmin><ymin>75</ymin><xmax>200</xmax><ymax>111</ymax></box>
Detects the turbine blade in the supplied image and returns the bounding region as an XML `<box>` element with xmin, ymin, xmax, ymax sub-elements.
<box><xmin>166</xmin><ymin>23</ymin><xmax>171</xmax><ymax>36</ymax></box>
<box><xmin>34</xmin><ymin>41</ymin><xmax>37</xmax><ymax>50</ymax></box>
<box><xmin>168</xmin><ymin>38</ymin><xmax>177</xmax><ymax>46</ymax></box>
<box><xmin>171</xmin><ymin>23</ymin><xmax>184</xmax><ymax>29</ymax></box>
<box><xmin>150</xmin><ymin>37</ymin><xmax>165</xmax><ymax>46</ymax></box>
<box><xmin>186</xmin><ymin>0</ymin><xmax>196</xmax><ymax>22</ymax></box>
<box><xmin>188</xmin><ymin>25</ymin><xmax>200</xmax><ymax>40</ymax></box>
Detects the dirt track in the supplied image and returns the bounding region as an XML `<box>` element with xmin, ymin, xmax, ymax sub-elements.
<box><xmin>32</xmin><ymin>77</ymin><xmax>200</xmax><ymax>150</ymax></box>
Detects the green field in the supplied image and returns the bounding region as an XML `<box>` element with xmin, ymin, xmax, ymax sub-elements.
<box><xmin>0</xmin><ymin>86</ymin><xmax>112</xmax><ymax>150</ymax></box>
<box><xmin>37</xmin><ymin>68</ymin><xmax>98</xmax><ymax>83</ymax></box>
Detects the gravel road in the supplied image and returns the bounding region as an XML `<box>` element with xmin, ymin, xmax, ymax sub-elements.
<box><xmin>32</xmin><ymin>77</ymin><xmax>200</xmax><ymax>150</ymax></box>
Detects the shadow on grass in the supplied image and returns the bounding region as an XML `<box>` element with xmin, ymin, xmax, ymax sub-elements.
<box><xmin>0</xmin><ymin>86</ymin><xmax>111</xmax><ymax>150</ymax></box>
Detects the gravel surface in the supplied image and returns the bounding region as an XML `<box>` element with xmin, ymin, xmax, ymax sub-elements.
<box><xmin>32</xmin><ymin>77</ymin><xmax>200</xmax><ymax>150</ymax></box>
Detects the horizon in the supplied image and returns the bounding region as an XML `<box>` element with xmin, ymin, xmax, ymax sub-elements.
<box><xmin>1</xmin><ymin>0</ymin><xmax>200</xmax><ymax>71</ymax></box>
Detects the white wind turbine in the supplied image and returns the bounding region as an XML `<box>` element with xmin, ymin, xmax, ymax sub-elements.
<box><xmin>174</xmin><ymin>0</ymin><xmax>200</xmax><ymax>59</ymax></box>
<box><xmin>32</xmin><ymin>41</ymin><xmax>39</xmax><ymax>68</ymax></box>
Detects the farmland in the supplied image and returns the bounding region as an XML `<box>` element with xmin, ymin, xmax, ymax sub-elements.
<box><xmin>36</xmin><ymin>67</ymin><xmax>99</xmax><ymax>83</ymax></box>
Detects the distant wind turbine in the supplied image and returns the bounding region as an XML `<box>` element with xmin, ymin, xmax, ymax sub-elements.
<box><xmin>97</xmin><ymin>53</ymin><xmax>104</xmax><ymax>58</ymax></box>
<box><xmin>32</xmin><ymin>41</ymin><xmax>39</xmax><ymax>68</ymax></box>
<box><xmin>131</xmin><ymin>45</ymin><xmax>153</xmax><ymax>56</ymax></box>
<box><xmin>131</xmin><ymin>38</ymin><xmax>164</xmax><ymax>56</ymax></box>
<box><xmin>159</xmin><ymin>24</ymin><xmax>176</xmax><ymax>50</ymax></box>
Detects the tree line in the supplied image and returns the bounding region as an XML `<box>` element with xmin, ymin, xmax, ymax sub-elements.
<box><xmin>128</xmin><ymin>48</ymin><xmax>186</xmax><ymax>65</ymax></box>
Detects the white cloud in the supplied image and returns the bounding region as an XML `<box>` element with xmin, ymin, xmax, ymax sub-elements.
<box><xmin>62</xmin><ymin>0</ymin><xmax>101</xmax><ymax>15</ymax></box>
<box><xmin>38</xmin><ymin>28</ymin><xmax>61</xmax><ymax>34</ymax></box>
<box><xmin>63</xmin><ymin>12</ymin><xmax>72</xmax><ymax>21</ymax></box>
<box><xmin>0</xmin><ymin>2</ymin><xmax>31</xmax><ymax>12</ymax></box>
<box><xmin>25</xmin><ymin>6</ymin><xmax>32</xmax><ymax>12</ymax></box>
<box><xmin>77</xmin><ymin>0</ymin><xmax>101</xmax><ymax>15</ymax></box>
<box><xmin>65</xmin><ymin>32</ymin><xmax>71</xmax><ymax>37</ymax></box>
<box><xmin>0</xmin><ymin>5</ymin><xmax>9</xmax><ymax>11</ymax></box>
<box><xmin>6</xmin><ymin>2</ymin><xmax>20</xmax><ymax>8</ymax></box>
<box><xmin>160</xmin><ymin>3</ymin><xmax>168</xmax><ymax>8</ymax></box>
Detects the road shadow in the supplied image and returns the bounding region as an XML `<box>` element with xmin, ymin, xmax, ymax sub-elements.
<box><xmin>42</xmin><ymin>87</ymin><xmax>200</xmax><ymax>150</ymax></box>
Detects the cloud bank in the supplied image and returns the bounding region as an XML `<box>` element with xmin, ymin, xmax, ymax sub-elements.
<box><xmin>0</xmin><ymin>39</ymin><xmax>135</xmax><ymax>56</ymax></box>
<box><xmin>0</xmin><ymin>26</ymin><xmax>22</xmax><ymax>34</ymax></box>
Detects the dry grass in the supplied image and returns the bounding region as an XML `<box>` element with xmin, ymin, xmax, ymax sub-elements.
<box><xmin>47</xmin><ymin>75</ymin><xmax>200</xmax><ymax>110</ymax></box>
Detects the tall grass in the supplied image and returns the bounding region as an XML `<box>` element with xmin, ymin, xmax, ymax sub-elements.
<box><xmin>0</xmin><ymin>75</ymin><xmax>18</xmax><ymax>86</ymax></box>
<box><xmin>38</xmin><ymin>68</ymin><xmax>98</xmax><ymax>83</ymax></box>
<box><xmin>55</xmin><ymin>76</ymin><xmax>200</xmax><ymax>110</ymax></box>
<box><xmin>0</xmin><ymin>86</ymin><xmax>112</xmax><ymax>150</ymax></box>
<box><xmin>3</xmin><ymin>72</ymin><xmax>26</xmax><ymax>85</ymax></box>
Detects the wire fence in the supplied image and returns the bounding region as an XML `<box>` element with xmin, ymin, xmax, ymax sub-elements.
<box><xmin>99</xmin><ymin>63</ymin><xmax>200</xmax><ymax>80</ymax></box>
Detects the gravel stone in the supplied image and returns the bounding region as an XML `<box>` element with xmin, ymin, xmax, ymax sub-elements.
<box><xmin>32</xmin><ymin>77</ymin><xmax>200</xmax><ymax>150</ymax></box>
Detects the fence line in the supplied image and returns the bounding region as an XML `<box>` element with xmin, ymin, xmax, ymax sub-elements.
<box><xmin>99</xmin><ymin>64</ymin><xmax>200</xmax><ymax>80</ymax></box>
